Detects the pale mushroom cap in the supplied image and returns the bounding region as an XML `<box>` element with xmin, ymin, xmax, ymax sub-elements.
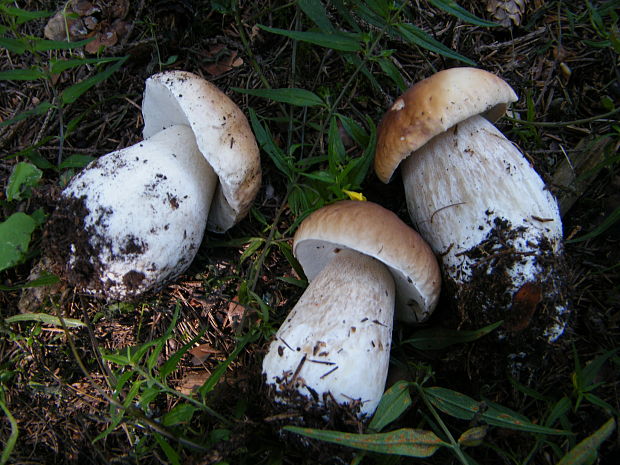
<box><xmin>142</xmin><ymin>70</ymin><xmax>261</xmax><ymax>232</ymax></box>
<box><xmin>374</xmin><ymin>67</ymin><xmax>518</xmax><ymax>183</ymax></box>
<box><xmin>61</xmin><ymin>125</ymin><xmax>216</xmax><ymax>299</ymax></box>
<box><xmin>293</xmin><ymin>200</ymin><xmax>441</xmax><ymax>323</ymax></box>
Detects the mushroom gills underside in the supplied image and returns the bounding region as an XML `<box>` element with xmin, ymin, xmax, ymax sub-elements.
<box><xmin>54</xmin><ymin>125</ymin><xmax>218</xmax><ymax>300</ymax></box>
<box><xmin>401</xmin><ymin>114</ymin><xmax>568</xmax><ymax>342</ymax></box>
<box><xmin>262</xmin><ymin>248</ymin><xmax>395</xmax><ymax>417</ymax></box>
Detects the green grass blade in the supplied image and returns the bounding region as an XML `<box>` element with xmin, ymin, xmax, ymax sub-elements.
<box><xmin>60</xmin><ymin>56</ymin><xmax>127</xmax><ymax>104</ymax></box>
<box><xmin>0</xmin><ymin>37</ymin><xmax>28</xmax><ymax>54</ymax></box>
<box><xmin>284</xmin><ymin>426</ymin><xmax>448</xmax><ymax>457</ymax></box>
<box><xmin>483</xmin><ymin>400</ymin><xmax>570</xmax><ymax>435</ymax></box>
<box><xmin>0</xmin><ymin>101</ymin><xmax>55</xmax><ymax>128</ymax></box>
<box><xmin>31</xmin><ymin>37</ymin><xmax>94</xmax><ymax>52</ymax></box>
<box><xmin>5</xmin><ymin>313</ymin><xmax>86</xmax><ymax>328</ymax></box>
<box><xmin>396</xmin><ymin>23</ymin><xmax>476</xmax><ymax>65</ymax></box>
<box><xmin>402</xmin><ymin>320</ymin><xmax>503</xmax><ymax>350</ymax></box>
<box><xmin>0</xmin><ymin>68</ymin><xmax>46</xmax><ymax>80</ymax></box>
<box><xmin>429</xmin><ymin>0</ymin><xmax>499</xmax><ymax>27</ymax></box>
<box><xmin>233</xmin><ymin>87</ymin><xmax>325</xmax><ymax>107</ymax></box>
<box><xmin>0</xmin><ymin>399</ymin><xmax>19</xmax><ymax>465</ymax></box>
<box><xmin>248</xmin><ymin>108</ymin><xmax>295</xmax><ymax>180</ymax></box>
<box><xmin>557</xmin><ymin>417</ymin><xmax>615</xmax><ymax>465</ymax></box>
<box><xmin>369</xmin><ymin>381</ymin><xmax>412</xmax><ymax>432</ymax></box>
<box><xmin>153</xmin><ymin>433</ymin><xmax>181</xmax><ymax>465</ymax></box>
<box><xmin>50</xmin><ymin>57</ymin><xmax>123</xmax><ymax>74</ymax></box>
<box><xmin>258</xmin><ymin>25</ymin><xmax>362</xmax><ymax>51</ymax></box>
<box><xmin>566</xmin><ymin>207</ymin><xmax>620</xmax><ymax>243</ymax></box>
<box><xmin>0</xmin><ymin>6</ymin><xmax>53</xmax><ymax>24</ymax></box>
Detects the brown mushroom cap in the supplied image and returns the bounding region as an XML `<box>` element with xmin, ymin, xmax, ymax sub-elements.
<box><xmin>374</xmin><ymin>67</ymin><xmax>518</xmax><ymax>183</ymax></box>
<box><xmin>293</xmin><ymin>200</ymin><xmax>441</xmax><ymax>323</ymax></box>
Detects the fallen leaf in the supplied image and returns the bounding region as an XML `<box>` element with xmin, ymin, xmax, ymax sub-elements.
<box><xmin>177</xmin><ymin>371</ymin><xmax>211</xmax><ymax>395</ymax></box>
<box><xmin>189</xmin><ymin>344</ymin><xmax>222</xmax><ymax>365</ymax></box>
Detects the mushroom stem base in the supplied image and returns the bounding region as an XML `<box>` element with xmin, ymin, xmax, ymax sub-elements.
<box><xmin>263</xmin><ymin>248</ymin><xmax>395</xmax><ymax>417</ymax></box>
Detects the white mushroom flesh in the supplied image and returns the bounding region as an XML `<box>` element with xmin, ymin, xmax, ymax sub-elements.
<box><xmin>401</xmin><ymin>114</ymin><xmax>567</xmax><ymax>341</ymax></box>
<box><xmin>263</xmin><ymin>248</ymin><xmax>395</xmax><ymax>417</ymax></box>
<box><xmin>61</xmin><ymin>125</ymin><xmax>217</xmax><ymax>299</ymax></box>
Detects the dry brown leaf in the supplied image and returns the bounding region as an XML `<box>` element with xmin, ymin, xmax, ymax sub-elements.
<box><xmin>224</xmin><ymin>295</ymin><xmax>246</xmax><ymax>328</ymax></box>
<box><xmin>177</xmin><ymin>371</ymin><xmax>211</xmax><ymax>395</ymax></box>
<box><xmin>189</xmin><ymin>343</ymin><xmax>222</xmax><ymax>365</ymax></box>
<box><xmin>204</xmin><ymin>49</ymin><xmax>243</xmax><ymax>76</ymax></box>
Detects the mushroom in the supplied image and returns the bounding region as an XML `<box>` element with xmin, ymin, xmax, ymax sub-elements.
<box><xmin>262</xmin><ymin>200</ymin><xmax>440</xmax><ymax>417</ymax></box>
<box><xmin>374</xmin><ymin>67</ymin><xmax>568</xmax><ymax>343</ymax></box>
<box><xmin>45</xmin><ymin>71</ymin><xmax>261</xmax><ymax>300</ymax></box>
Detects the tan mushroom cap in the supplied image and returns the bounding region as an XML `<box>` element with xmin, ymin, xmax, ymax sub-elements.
<box><xmin>293</xmin><ymin>200</ymin><xmax>441</xmax><ymax>323</ymax></box>
<box><xmin>374</xmin><ymin>67</ymin><xmax>518</xmax><ymax>183</ymax></box>
<box><xmin>142</xmin><ymin>71</ymin><xmax>261</xmax><ymax>232</ymax></box>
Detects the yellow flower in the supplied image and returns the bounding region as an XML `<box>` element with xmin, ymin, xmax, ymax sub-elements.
<box><xmin>342</xmin><ymin>190</ymin><xmax>367</xmax><ymax>201</ymax></box>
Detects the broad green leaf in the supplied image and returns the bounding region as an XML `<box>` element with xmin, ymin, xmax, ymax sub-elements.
<box><xmin>424</xmin><ymin>387</ymin><xmax>481</xmax><ymax>420</ymax></box>
<box><xmin>429</xmin><ymin>0</ymin><xmax>499</xmax><ymax>27</ymax></box>
<box><xmin>458</xmin><ymin>426</ymin><xmax>488</xmax><ymax>447</ymax></box>
<box><xmin>298</xmin><ymin>0</ymin><xmax>335</xmax><ymax>32</ymax></box>
<box><xmin>233</xmin><ymin>87</ymin><xmax>324</xmax><ymax>107</ymax></box>
<box><xmin>424</xmin><ymin>387</ymin><xmax>569</xmax><ymax>435</ymax></box>
<box><xmin>376</xmin><ymin>55</ymin><xmax>407</xmax><ymax>92</ymax></box>
<box><xmin>5</xmin><ymin>313</ymin><xmax>85</xmax><ymax>328</ymax></box>
<box><xmin>300</xmin><ymin>170</ymin><xmax>337</xmax><ymax>183</ymax></box>
<box><xmin>284</xmin><ymin>426</ymin><xmax>448</xmax><ymax>457</ymax></box>
<box><xmin>6</xmin><ymin>162</ymin><xmax>42</xmax><ymax>201</ymax></box>
<box><xmin>239</xmin><ymin>238</ymin><xmax>265</xmax><ymax>263</ymax></box>
<box><xmin>369</xmin><ymin>381</ymin><xmax>412</xmax><ymax>432</ymax></box>
<box><xmin>61</xmin><ymin>56</ymin><xmax>127</xmax><ymax>104</ymax></box>
<box><xmin>557</xmin><ymin>417</ymin><xmax>615</xmax><ymax>465</ymax></box>
<box><xmin>402</xmin><ymin>320</ymin><xmax>503</xmax><ymax>350</ymax></box>
<box><xmin>545</xmin><ymin>397</ymin><xmax>572</xmax><ymax>427</ymax></box>
<box><xmin>397</xmin><ymin>23</ymin><xmax>476</xmax><ymax>66</ymax></box>
<box><xmin>258</xmin><ymin>25</ymin><xmax>362</xmax><ymax>52</ymax></box>
<box><xmin>138</xmin><ymin>386</ymin><xmax>161</xmax><ymax>408</ymax></box>
<box><xmin>162</xmin><ymin>404</ymin><xmax>197</xmax><ymax>426</ymax></box>
<box><xmin>0</xmin><ymin>68</ymin><xmax>46</xmax><ymax>80</ymax></box>
<box><xmin>336</xmin><ymin>114</ymin><xmax>369</xmax><ymax>147</ymax></box>
<box><xmin>567</xmin><ymin>207</ymin><xmax>620</xmax><ymax>243</ymax></box>
<box><xmin>58</xmin><ymin>154</ymin><xmax>96</xmax><ymax>170</ymax></box>
<box><xmin>0</xmin><ymin>272</ymin><xmax>59</xmax><ymax>291</ymax></box>
<box><xmin>0</xmin><ymin>213</ymin><xmax>36</xmax><ymax>272</ymax></box>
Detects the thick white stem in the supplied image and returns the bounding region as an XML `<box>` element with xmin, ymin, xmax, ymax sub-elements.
<box><xmin>401</xmin><ymin>115</ymin><xmax>567</xmax><ymax>341</ymax></box>
<box><xmin>62</xmin><ymin>124</ymin><xmax>217</xmax><ymax>299</ymax></box>
<box><xmin>263</xmin><ymin>248</ymin><xmax>395</xmax><ymax>416</ymax></box>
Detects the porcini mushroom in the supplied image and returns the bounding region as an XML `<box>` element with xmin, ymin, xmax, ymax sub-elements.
<box><xmin>374</xmin><ymin>67</ymin><xmax>568</xmax><ymax>343</ymax></box>
<box><xmin>262</xmin><ymin>201</ymin><xmax>440</xmax><ymax>417</ymax></box>
<box><xmin>46</xmin><ymin>71</ymin><xmax>261</xmax><ymax>300</ymax></box>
